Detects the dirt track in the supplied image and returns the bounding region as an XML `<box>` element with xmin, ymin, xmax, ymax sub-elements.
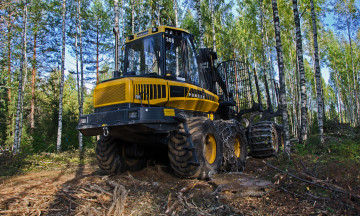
<box><xmin>1</xmin><ymin>156</ymin><xmax>342</xmax><ymax>216</ymax></box>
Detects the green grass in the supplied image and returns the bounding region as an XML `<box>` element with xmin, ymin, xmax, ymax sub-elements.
<box><xmin>0</xmin><ymin>148</ymin><xmax>96</xmax><ymax>177</ymax></box>
<box><xmin>295</xmin><ymin>135</ymin><xmax>360</xmax><ymax>163</ymax></box>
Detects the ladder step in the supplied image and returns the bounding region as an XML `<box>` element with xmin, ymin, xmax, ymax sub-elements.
<box><xmin>188</xmin><ymin>161</ymin><xmax>200</xmax><ymax>166</ymax></box>
<box><xmin>249</xmin><ymin>134</ymin><xmax>272</xmax><ymax>139</ymax></box>
<box><xmin>250</xmin><ymin>128</ymin><xmax>272</xmax><ymax>133</ymax></box>
<box><xmin>250</xmin><ymin>140</ymin><xmax>273</xmax><ymax>145</ymax></box>
<box><xmin>184</xmin><ymin>146</ymin><xmax>195</xmax><ymax>151</ymax></box>
<box><xmin>177</xmin><ymin>131</ymin><xmax>190</xmax><ymax>137</ymax></box>
<box><xmin>173</xmin><ymin>116</ymin><xmax>186</xmax><ymax>123</ymax></box>
<box><xmin>249</xmin><ymin>147</ymin><xmax>273</xmax><ymax>152</ymax></box>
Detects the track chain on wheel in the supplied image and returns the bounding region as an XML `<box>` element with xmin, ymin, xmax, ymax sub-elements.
<box><xmin>248</xmin><ymin>121</ymin><xmax>279</xmax><ymax>158</ymax></box>
<box><xmin>214</xmin><ymin>119</ymin><xmax>247</xmax><ymax>172</ymax></box>
<box><xmin>168</xmin><ymin>117</ymin><xmax>222</xmax><ymax>180</ymax></box>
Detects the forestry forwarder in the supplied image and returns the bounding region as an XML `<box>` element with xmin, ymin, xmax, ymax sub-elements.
<box><xmin>77</xmin><ymin>26</ymin><xmax>284</xmax><ymax>179</ymax></box>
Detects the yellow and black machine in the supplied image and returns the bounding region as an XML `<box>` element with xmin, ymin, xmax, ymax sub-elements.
<box><xmin>78</xmin><ymin>26</ymin><xmax>283</xmax><ymax>179</ymax></box>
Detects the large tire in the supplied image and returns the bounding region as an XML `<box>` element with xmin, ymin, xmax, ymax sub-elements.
<box><xmin>248</xmin><ymin>121</ymin><xmax>279</xmax><ymax>158</ymax></box>
<box><xmin>96</xmin><ymin>136</ymin><xmax>145</xmax><ymax>174</ymax></box>
<box><xmin>214</xmin><ymin>120</ymin><xmax>247</xmax><ymax>172</ymax></box>
<box><xmin>168</xmin><ymin>117</ymin><xmax>223</xmax><ymax>179</ymax></box>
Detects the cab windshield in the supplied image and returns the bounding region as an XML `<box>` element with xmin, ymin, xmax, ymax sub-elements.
<box><xmin>124</xmin><ymin>34</ymin><xmax>162</xmax><ymax>76</ymax></box>
<box><xmin>165</xmin><ymin>33</ymin><xmax>203</xmax><ymax>87</ymax></box>
<box><xmin>123</xmin><ymin>30</ymin><xmax>203</xmax><ymax>87</ymax></box>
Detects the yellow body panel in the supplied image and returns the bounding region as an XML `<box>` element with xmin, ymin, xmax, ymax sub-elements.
<box><xmin>94</xmin><ymin>77</ymin><xmax>219</xmax><ymax>113</ymax></box>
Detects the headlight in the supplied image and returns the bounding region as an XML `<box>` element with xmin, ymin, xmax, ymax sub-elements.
<box><xmin>128</xmin><ymin>110</ymin><xmax>138</xmax><ymax>119</ymax></box>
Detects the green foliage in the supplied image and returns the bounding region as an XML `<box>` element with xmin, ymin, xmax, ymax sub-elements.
<box><xmin>296</xmin><ymin>134</ymin><xmax>360</xmax><ymax>162</ymax></box>
<box><xmin>0</xmin><ymin>148</ymin><xmax>96</xmax><ymax>177</ymax></box>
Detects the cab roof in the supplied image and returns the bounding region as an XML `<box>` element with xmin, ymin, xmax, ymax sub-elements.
<box><xmin>125</xmin><ymin>25</ymin><xmax>190</xmax><ymax>43</ymax></box>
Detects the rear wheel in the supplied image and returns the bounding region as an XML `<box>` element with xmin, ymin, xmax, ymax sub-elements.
<box><xmin>168</xmin><ymin>117</ymin><xmax>222</xmax><ymax>179</ymax></box>
<box><xmin>215</xmin><ymin>120</ymin><xmax>247</xmax><ymax>172</ymax></box>
<box><xmin>96</xmin><ymin>136</ymin><xmax>145</xmax><ymax>174</ymax></box>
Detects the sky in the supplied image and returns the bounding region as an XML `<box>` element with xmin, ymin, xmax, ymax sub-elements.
<box><xmin>64</xmin><ymin>0</ymin><xmax>360</xmax><ymax>88</ymax></box>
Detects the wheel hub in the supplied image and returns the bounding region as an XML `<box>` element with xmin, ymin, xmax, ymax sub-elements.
<box><xmin>205</xmin><ymin>134</ymin><xmax>216</xmax><ymax>164</ymax></box>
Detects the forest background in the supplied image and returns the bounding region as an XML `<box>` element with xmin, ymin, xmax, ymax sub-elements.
<box><xmin>0</xmin><ymin>0</ymin><xmax>360</xmax><ymax>155</ymax></box>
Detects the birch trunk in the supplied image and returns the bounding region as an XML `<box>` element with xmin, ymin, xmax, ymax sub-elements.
<box><xmin>174</xmin><ymin>0</ymin><xmax>178</xmax><ymax>27</ymax></box>
<box><xmin>271</xmin><ymin>0</ymin><xmax>291</xmax><ymax>155</ymax></box>
<box><xmin>76</xmin><ymin>23</ymin><xmax>80</xmax><ymax>106</ymax></box>
<box><xmin>120</xmin><ymin>0</ymin><xmax>124</xmax><ymax>67</ymax></box>
<box><xmin>195</xmin><ymin>0</ymin><xmax>205</xmax><ymax>48</ymax></box>
<box><xmin>13</xmin><ymin>0</ymin><xmax>27</xmax><ymax>154</ymax></box>
<box><xmin>346</xmin><ymin>17</ymin><xmax>360</xmax><ymax>125</ymax></box>
<box><xmin>260</xmin><ymin>0</ymin><xmax>272</xmax><ymax>112</ymax></box>
<box><xmin>131</xmin><ymin>1</ymin><xmax>134</xmax><ymax>34</ymax></box>
<box><xmin>292</xmin><ymin>0</ymin><xmax>308</xmax><ymax>143</ymax></box>
<box><xmin>310</xmin><ymin>0</ymin><xmax>324</xmax><ymax>143</ymax></box>
<box><xmin>30</xmin><ymin>32</ymin><xmax>37</xmax><ymax>129</ymax></box>
<box><xmin>7</xmin><ymin>14</ymin><xmax>12</xmax><ymax>105</ymax></box>
<box><xmin>7</xmin><ymin>12</ymin><xmax>12</xmax><ymax>139</ymax></box>
<box><xmin>96</xmin><ymin>18</ymin><xmax>99</xmax><ymax>84</ymax></box>
<box><xmin>210</xmin><ymin>0</ymin><xmax>216</xmax><ymax>51</ymax></box>
<box><xmin>78</xmin><ymin>0</ymin><xmax>84</xmax><ymax>152</ymax></box>
<box><xmin>174</xmin><ymin>0</ymin><xmax>179</xmax><ymax>76</ymax></box>
<box><xmin>334</xmin><ymin>69</ymin><xmax>342</xmax><ymax>123</ymax></box>
<box><xmin>56</xmin><ymin>0</ymin><xmax>67</xmax><ymax>153</ymax></box>
<box><xmin>114</xmin><ymin>0</ymin><xmax>119</xmax><ymax>69</ymax></box>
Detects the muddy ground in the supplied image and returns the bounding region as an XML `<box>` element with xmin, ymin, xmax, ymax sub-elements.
<box><xmin>0</xmin><ymin>154</ymin><xmax>359</xmax><ymax>215</ymax></box>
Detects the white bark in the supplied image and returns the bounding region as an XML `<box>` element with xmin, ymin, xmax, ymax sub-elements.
<box><xmin>195</xmin><ymin>0</ymin><xmax>205</xmax><ymax>48</ymax></box>
<box><xmin>310</xmin><ymin>0</ymin><xmax>324</xmax><ymax>143</ymax></box>
<box><xmin>13</xmin><ymin>0</ymin><xmax>27</xmax><ymax>155</ymax></box>
<box><xmin>271</xmin><ymin>0</ymin><xmax>291</xmax><ymax>155</ymax></box>
<box><xmin>56</xmin><ymin>0</ymin><xmax>67</xmax><ymax>153</ymax></box>
<box><xmin>292</xmin><ymin>0</ymin><xmax>308</xmax><ymax>143</ymax></box>
<box><xmin>78</xmin><ymin>0</ymin><xmax>84</xmax><ymax>152</ymax></box>
<box><xmin>210</xmin><ymin>0</ymin><xmax>216</xmax><ymax>51</ymax></box>
<box><xmin>114</xmin><ymin>0</ymin><xmax>119</xmax><ymax>70</ymax></box>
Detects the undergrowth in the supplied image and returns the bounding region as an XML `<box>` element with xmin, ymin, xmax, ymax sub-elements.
<box><xmin>295</xmin><ymin>135</ymin><xmax>360</xmax><ymax>163</ymax></box>
<box><xmin>0</xmin><ymin>148</ymin><xmax>96</xmax><ymax>177</ymax></box>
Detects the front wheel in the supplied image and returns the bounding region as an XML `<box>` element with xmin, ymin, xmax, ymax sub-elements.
<box><xmin>95</xmin><ymin>136</ymin><xmax>145</xmax><ymax>175</ymax></box>
<box><xmin>168</xmin><ymin>117</ymin><xmax>223</xmax><ymax>179</ymax></box>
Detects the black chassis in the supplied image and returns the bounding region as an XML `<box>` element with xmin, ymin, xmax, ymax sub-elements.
<box><xmin>77</xmin><ymin>106</ymin><xmax>183</xmax><ymax>144</ymax></box>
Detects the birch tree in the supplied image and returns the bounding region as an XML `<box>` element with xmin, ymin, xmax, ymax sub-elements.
<box><xmin>271</xmin><ymin>0</ymin><xmax>290</xmax><ymax>155</ymax></box>
<box><xmin>332</xmin><ymin>0</ymin><xmax>360</xmax><ymax>125</ymax></box>
<box><xmin>56</xmin><ymin>0</ymin><xmax>67</xmax><ymax>153</ymax></box>
<box><xmin>13</xmin><ymin>0</ymin><xmax>28</xmax><ymax>154</ymax></box>
<box><xmin>210</xmin><ymin>0</ymin><xmax>216</xmax><ymax>51</ymax></box>
<box><xmin>78</xmin><ymin>0</ymin><xmax>84</xmax><ymax>151</ymax></box>
<box><xmin>292</xmin><ymin>0</ymin><xmax>308</xmax><ymax>143</ymax></box>
<box><xmin>310</xmin><ymin>0</ymin><xmax>324</xmax><ymax>143</ymax></box>
<box><xmin>195</xmin><ymin>0</ymin><xmax>205</xmax><ymax>47</ymax></box>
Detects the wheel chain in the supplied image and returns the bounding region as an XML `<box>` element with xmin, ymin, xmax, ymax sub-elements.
<box><xmin>214</xmin><ymin>119</ymin><xmax>244</xmax><ymax>172</ymax></box>
<box><xmin>248</xmin><ymin>121</ymin><xmax>277</xmax><ymax>158</ymax></box>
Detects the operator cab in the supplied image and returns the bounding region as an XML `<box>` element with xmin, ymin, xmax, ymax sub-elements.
<box><xmin>120</xmin><ymin>26</ymin><xmax>205</xmax><ymax>88</ymax></box>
